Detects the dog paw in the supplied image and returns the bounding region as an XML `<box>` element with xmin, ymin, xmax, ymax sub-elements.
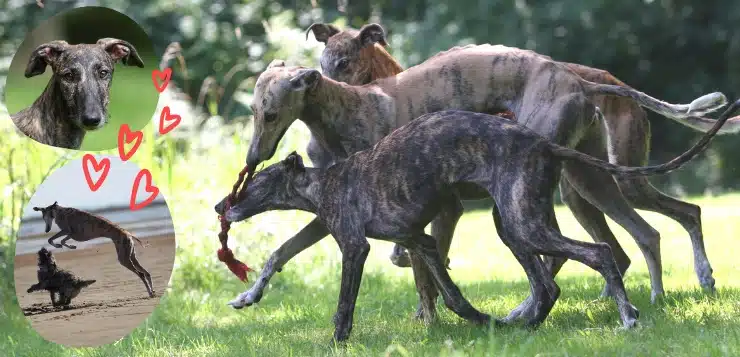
<box><xmin>389</xmin><ymin>251</ymin><xmax>411</xmax><ymax>268</ymax></box>
<box><xmin>228</xmin><ymin>289</ymin><xmax>261</xmax><ymax>309</ymax></box>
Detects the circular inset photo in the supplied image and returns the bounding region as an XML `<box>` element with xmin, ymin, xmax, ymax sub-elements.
<box><xmin>13</xmin><ymin>155</ymin><xmax>175</xmax><ymax>347</ymax></box>
<box><xmin>5</xmin><ymin>6</ymin><xmax>158</xmax><ymax>151</ymax></box>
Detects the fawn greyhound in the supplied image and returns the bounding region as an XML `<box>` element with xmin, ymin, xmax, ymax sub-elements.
<box><xmin>234</xmin><ymin>43</ymin><xmax>734</xmax><ymax>322</ymax></box>
<box><xmin>33</xmin><ymin>202</ymin><xmax>155</xmax><ymax>297</ymax></box>
<box><xmin>308</xmin><ymin>23</ymin><xmax>732</xmax><ymax>306</ymax></box>
<box><xmin>218</xmin><ymin>104</ymin><xmax>739</xmax><ymax>342</ymax></box>
<box><xmin>11</xmin><ymin>38</ymin><xmax>144</xmax><ymax>149</ymax></box>
<box><xmin>26</xmin><ymin>247</ymin><xmax>96</xmax><ymax>307</ymax></box>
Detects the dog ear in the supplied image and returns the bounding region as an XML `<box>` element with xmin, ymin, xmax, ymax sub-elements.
<box><xmin>356</xmin><ymin>23</ymin><xmax>388</xmax><ymax>48</ymax></box>
<box><xmin>268</xmin><ymin>59</ymin><xmax>286</xmax><ymax>68</ymax></box>
<box><xmin>24</xmin><ymin>40</ymin><xmax>69</xmax><ymax>78</ymax></box>
<box><xmin>97</xmin><ymin>38</ymin><xmax>145</xmax><ymax>68</ymax></box>
<box><xmin>306</xmin><ymin>23</ymin><xmax>341</xmax><ymax>43</ymax></box>
<box><xmin>289</xmin><ymin>69</ymin><xmax>321</xmax><ymax>91</ymax></box>
<box><xmin>52</xmin><ymin>201</ymin><xmax>57</xmax><ymax>206</ymax></box>
<box><xmin>283</xmin><ymin>151</ymin><xmax>305</xmax><ymax>172</ymax></box>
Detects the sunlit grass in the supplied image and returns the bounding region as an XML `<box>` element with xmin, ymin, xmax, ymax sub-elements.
<box><xmin>2</xmin><ymin>95</ymin><xmax>740</xmax><ymax>356</ymax></box>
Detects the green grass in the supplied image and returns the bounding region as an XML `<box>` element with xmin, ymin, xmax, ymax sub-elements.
<box><xmin>1</xmin><ymin>107</ymin><xmax>740</xmax><ymax>356</ymax></box>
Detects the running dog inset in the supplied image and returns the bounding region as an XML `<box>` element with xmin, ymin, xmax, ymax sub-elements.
<box><xmin>33</xmin><ymin>202</ymin><xmax>155</xmax><ymax>297</ymax></box>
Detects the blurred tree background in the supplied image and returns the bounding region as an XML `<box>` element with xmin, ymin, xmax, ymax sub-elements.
<box><xmin>1</xmin><ymin>0</ymin><xmax>738</xmax><ymax>197</ymax></box>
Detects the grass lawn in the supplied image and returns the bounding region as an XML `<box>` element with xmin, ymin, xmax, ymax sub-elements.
<box><xmin>2</xmin><ymin>190</ymin><xmax>740</xmax><ymax>356</ymax></box>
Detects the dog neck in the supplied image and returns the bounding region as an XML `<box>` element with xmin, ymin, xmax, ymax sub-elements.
<box><xmin>301</xmin><ymin>79</ymin><xmax>388</xmax><ymax>158</ymax></box>
<box><xmin>289</xmin><ymin>168</ymin><xmax>325</xmax><ymax>214</ymax></box>
<box><xmin>11</xmin><ymin>77</ymin><xmax>85</xmax><ymax>149</ymax></box>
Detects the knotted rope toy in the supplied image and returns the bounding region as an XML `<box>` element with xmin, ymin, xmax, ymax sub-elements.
<box><xmin>217</xmin><ymin>165</ymin><xmax>255</xmax><ymax>282</ymax></box>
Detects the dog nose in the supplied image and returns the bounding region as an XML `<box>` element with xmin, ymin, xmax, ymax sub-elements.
<box><xmin>81</xmin><ymin>115</ymin><xmax>102</xmax><ymax>128</ymax></box>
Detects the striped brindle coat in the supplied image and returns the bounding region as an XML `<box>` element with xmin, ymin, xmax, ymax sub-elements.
<box><xmin>237</xmin><ymin>40</ymin><xmax>733</xmax><ymax>324</ymax></box>
<box><xmin>307</xmin><ymin>23</ymin><xmax>734</xmax><ymax>314</ymax></box>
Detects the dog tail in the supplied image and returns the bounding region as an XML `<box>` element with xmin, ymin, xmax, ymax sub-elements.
<box><xmin>580</xmin><ymin>80</ymin><xmax>740</xmax><ymax>134</ymax></box>
<box><xmin>77</xmin><ymin>279</ymin><xmax>96</xmax><ymax>288</ymax></box>
<box><xmin>550</xmin><ymin>99</ymin><xmax>740</xmax><ymax>177</ymax></box>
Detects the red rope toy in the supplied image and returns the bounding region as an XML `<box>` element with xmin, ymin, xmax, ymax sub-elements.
<box><xmin>217</xmin><ymin>165</ymin><xmax>255</xmax><ymax>282</ymax></box>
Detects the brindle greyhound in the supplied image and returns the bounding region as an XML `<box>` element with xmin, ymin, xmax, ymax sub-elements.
<box><xmin>232</xmin><ymin>44</ymin><xmax>734</xmax><ymax>322</ymax></box>
<box><xmin>219</xmin><ymin>104</ymin><xmax>739</xmax><ymax>342</ymax></box>
<box><xmin>308</xmin><ymin>23</ymin><xmax>729</xmax><ymax>305</ymax></box>
<box><xmin>33</xmin><ymin>202</ymin><xmax>155</xmax><ymax>297</ymax></box>
<box><xmin>11</xmin><ymin>38</ymin><xmax>144</xmax><ymax>149</ymax></box>
<box><xmin>306</xmin><ymin>25</ymin><xmax>737</xmax><ymax>319</ymax></box>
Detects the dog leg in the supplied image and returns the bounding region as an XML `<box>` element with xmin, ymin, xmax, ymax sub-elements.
<box><xmin>563</xmin><ymin>162</ymin><xmax>664</xmax><ymax>303</ymax></box>
<box><xmin>494</xmin><ymin>205</ymin><xmax>561</xmax><ymax>326</ymax></box>
<box><xmin>27</xmin><ymin>282</ymin><xmax>45</xmax><ymax>293</ymax></box>
<box><xmin>116</xmin><ymin>242</ymin><xmax>153</xmax><ymax>297</ymax></box>
<box><xmin>128</xmin><ymin>248</ymin><xmax>155</xmax><ymax>297</ymax></box>
<box><xmin>407</xmin><ymin>234</ymin><xmax>491</xmax><ymax>326</ymax></box>
<box><xmin>617</xmin><ymin>176</ymin><xmax>714</xmax><ymax>292</ymax></box>
<box><xmin>517</xmin><ymin>222</ymin><xmax>639</xmax><ymax>328</ymax></box>
<box><xmin>412</xmin><ymin>197</ymin><xmax>463</xmax><ymax>320</ymax></box>
<box><xmin>46</xmin><ymin>230</ymin><xmax>67</xmax><ymax>248</ymax></box>
<box><xmin>229</xmin><ymin>218</ymin><xmax>329</xmax><ymax>308</ymax></box>
<box><xmin>330</xmin><ymin>228</ymin><xmax>371</xmax><ymax>343</ymax></box>
<box><xmin>559</xmin><ymin>176</ymin><xmax>631</xmax><ymax>297</ymax></box>
<box><xmin>59</xmin><ymin>236</ymin><xmax>77</xmax><ymax>249</ymax></box>
<box><xmin>409</xmin><ymin>250</ymin><xmax>437</xmax><ymax>324</ymax></box>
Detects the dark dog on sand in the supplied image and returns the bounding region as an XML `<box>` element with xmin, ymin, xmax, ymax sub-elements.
<box><xmin>218</xmin><ymin>104</ymin><xmax>739</xmax><ymax>342</ymax></box>
<box><xmin>26</xmin><ymin>247</ymin><xmax>96</xmax><ymax>307</ymax></box>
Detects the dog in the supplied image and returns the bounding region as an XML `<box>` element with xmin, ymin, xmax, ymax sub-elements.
<box><xmin>10</xmin><ymin>38</ymin><xmax>144</xmax><ymax>149</ymax></box>
<box><xmin>218</xmin><ymin>103</ymin><xmax>739</xmax><ymax>342</ymax></box>
<box><xmin>308</xmin><ymin>23</ymin><xmax>727</xmax><ymax>307</ymax></box>
<box><xmin>26</xmin><ymin>247</ymin><xmax>96</xmax><ymax>307</ymax></box>
<box><xmin>235</xmin><ymin>43</ymin><xmax>734</xmax><ymax>322</ymax></box>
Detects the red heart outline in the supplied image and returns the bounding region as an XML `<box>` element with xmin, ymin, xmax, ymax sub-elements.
<box><xmin>130</xmin><ymin>169</ymin><xmax>160</xmax><ymax>211</ymax></box>
<box><xmin>151</xmin><ymin>68</ymin><xmax>172</xmax><ymax>93</ymax></box>
<box><xmin>159</xmin><ymin>106</ymin><xmax>181</xmax><ymax>135</ymax></box>
<box><xmin>82</xmin><ymin>154</ymin><xmax>110</xmax><ymax>192</ymax></box>
<box><xmin>117</xmin><ymin>124</ymin><xmax>143</xmax><ymax>161</ymax></box>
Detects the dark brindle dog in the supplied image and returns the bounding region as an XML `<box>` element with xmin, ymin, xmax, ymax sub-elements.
<box><xmin>218</xmin><ymin>104</ymin><xmax>739</xmax><ymax>342</ymax></box>
<box><xmin>26</xmin><ymin>247</ymin><xmax>96</xmax><ymax>307</ymax></box>
<box><xmin>10</xmin><ymin>38</ymin><xmax>144</xmax><ymax>149</ymax></box>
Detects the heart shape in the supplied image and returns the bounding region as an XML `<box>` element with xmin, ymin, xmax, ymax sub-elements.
<box><xmin>82</xmin><ymin>154</ymin><xmax>110</xmax><ymax>192</ymax></box>
<box><xmin>159</xmin><ymin>106</ymin><xmax>181</xmax><ymax>135</ymax></box>
<box><xmin>117</xmin><ymin>124</ymin><xmax>143</xmax><ymax>161</ymax></box>
<box><xmin>130</xmin><ymin>169</ymin><xmax>160</xmax><ymax>211</ymax></box>
<box><xmin>151</xmin><ymin>68</ymin><xmax>172</xmax><ymax>93</ymax></box>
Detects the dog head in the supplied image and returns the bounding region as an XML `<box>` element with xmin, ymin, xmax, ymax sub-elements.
<box><xmin>215</xmin><ymin>152</ymin><xmax>313</xmax><ymax>222</ymax></box>
<box><xmin>36</xmin><ymin>247</ymin><xmax>56</xmax><ymax>270</ymax></box>
<box><xmin>23</xmin><ymin>38</ymin><xmax>144</xmax><ymax>131</ymax></box>
<box><xmin>32</xmin><ymin>201</ymin><xmax>59</xmax><ymax>233</ymax></box>
<box><xmin>308</xmin><ymin>23</ymin><xmax>390</xmax><ymax>84</ymax></box>
<box><xmin>246</xmin><ymin>62</ymin><xmax>322</xmax><ymax>170</ymax></box>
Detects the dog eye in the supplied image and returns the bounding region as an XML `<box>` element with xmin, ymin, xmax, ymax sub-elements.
<box><xmin>62</xmin><ymin>72</ymin><xmax>75</xmax><ymax>81</ymax></box>
<box><xmin>264</xmin><ymin>113</ymin><xmax>278</xmax><ymax>122</ymax></box>
<box><xmin>336</xmin><ymin>58</ymin><xmax>349</xmax><ymax>70</ymax></box>
<box><xmin>99</xmin><ymin>69</ymin><xmax>109</xmax><ymax>78</ymax></box>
